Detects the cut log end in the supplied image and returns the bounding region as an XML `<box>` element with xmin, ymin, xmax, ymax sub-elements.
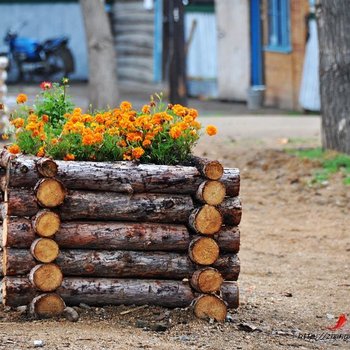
<box><xmin>32</xmin><ymin>210</ymin><xmax>61</xmax><ymax>237</ymax></box>
<box><xmin>196</xmin><ymin>181</ymin><xmax>226</xmax><ymax>206</ymax></box>
<box><xmin>31</xmin><ymin>238</ymin><xmax>60</xmax><ymax>263</ymax></box>
<box><xmin>189</xmin><ymin>237</ymin><xmax>220</xmax><ymax>265</ymax></box>
<box><xmin>204</xmin><ymin>161</ymin><xmax>224</xmax><ymax>181</ymax></box>
<box><xmin>30</xmin><ymin>293</ymin><xmax>65</xmax><ymax>318</ymax></box>
<box><xmin>35</xmin><ymin>178</ymin><xmax>66</xmax><ymax>208</ymax></box>
<box><xmin>191</xmin><ymin>267</ymin><xmax>223</xmax><ymax>293</ymax></box>
<box><xmin>194</xmin><ymin>295</ymin><xmax>227</xmax><ymax>322</ymax></box>
<box><xmin>36</xmin><ymin>158</ymin><xmax>58</xmax><ymax>178</ymax></box>
<box><xmin>29</xmin><ymin>264</ymin><xmax>63</xmax><ymax>292</ymax></box>
<box><xmin>190</xmin><ymin>205</ymin><xmax>223</xmax><ymax>235</ymax></box>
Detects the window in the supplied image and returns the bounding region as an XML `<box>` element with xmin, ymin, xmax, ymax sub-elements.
<box><xmin>266</xmin><ymin>0</ymin><xmax>291</xmax><ymax>53</ymax></box>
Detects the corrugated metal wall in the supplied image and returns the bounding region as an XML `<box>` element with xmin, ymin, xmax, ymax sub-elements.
<box><xmin>0</xmin><ymin>3</ymin><xmax>88</xmax><ymax>80</ymax></box>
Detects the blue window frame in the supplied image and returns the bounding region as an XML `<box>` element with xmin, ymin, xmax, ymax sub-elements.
<box><xmin>265</xmin><ymin>0</ymin><xmax>291</xmax><ymax>53</ymax></box>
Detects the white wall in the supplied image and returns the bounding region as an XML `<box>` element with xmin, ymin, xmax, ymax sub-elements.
<box><xmin>0</xmin><ymin>3</ymin><xmax>88</xmax><ymax>80</ymax></box>
<box><xmin>215</xmin><ymin>0</ymin><xmax>250</xmax><ymax>101</ymax></box>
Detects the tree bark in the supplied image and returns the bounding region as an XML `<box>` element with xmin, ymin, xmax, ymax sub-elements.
<box><xmin>4</xmin><ymin>217</ymin><xmax>240</xmax><ymax>253</ymax></box>
<box><xmin>219</xmin><ymin>197</ymin><xmax>242</xmax><ymax>226</ymax></box>
<box><xmin>80</xmin><ymin>0</ymin><xmax>119</xmax><ymax>108</ymax></box>
<box><xmin>222</xmin><ymin>168</ymin><xmax>240</xmax><ymax>197</ymax></box>
<box><xmin>3</xmin><ymin>277</ymin><xmax>239</xmax><ymax>309</ymax></box>
<box><xmin>3</xmin><ymin>248</ymin><xmax>240</xmax><ymax>280</ymax></box>
<box><xmin>316</xmin><ymin>0</ymin><xmax>350</xmax><ymax>154</ymax></box>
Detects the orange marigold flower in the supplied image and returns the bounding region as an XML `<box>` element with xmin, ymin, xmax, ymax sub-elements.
<box><xmin>28</xmin><ymin>114</ymin><xmax>38</xmax><ymax>123</ymax></box>
<box><xmin>206</xmin><ymin>125</ymin><xmax>218</xmax><ymax>136</ymax></box>
<box><xmin>16</xmin><ymin>93</ymin><xmax>27</xmax><ymax>104</ymax></box>
<box><xmin>142</xmin><ymin>105</ymin><xmax>151</xmax><ymax>114</ymax></box>
<box><xmin>120</xmin><ymin>101</ymin><xmax>132</xmax><ymax>112</ymax></box>
<box><xmin>95</xmin><ymin>114</ymin><xmax>105</xmax><ymax>124</ymax></box>
<box><xmin>39</xmin><ymin>133</ymin><xmax>46</xmax><ymax>141</ymax></box>
<box><xmin>173</xmin><ymin>104</ymin><xmax>187</xmax><ymax>117</ymax></box>
<box><xmin>142</xmin><ymin>139</ymin><xmax>151</xmax><ymax>148</ymax></box>
<box><xmin>64</xmin><ymin>153</ymin><xmax>75</xmax><ymax>161</ymax></box>
<box><xmin>37</xmin><ymin>147</ymin><xmax>45</xmax><ymax>157</ymax></box>
<box><xmin>190</xmin><ymin>130</ymin><xmax>197</xmax><ymax>136</ymax></box>
<box><xmin>188</xmin><ymin>108</ymin><xmax>198</xmax><ymax>118</ymax></box>
<box><xmin>32</xmin><ymin>130</ymin><xmax>40</xmax><ymax>137</ymax></box>
<box><xmin>169</xmin><ymin>126</ymin><xmax>181</xmax><ymax>139</ymax></box>
<box><xmin>191</xmin><ymin>120</ymin><xmax>201</xmax><ymax>129</ymax></box>
<box><xmin>82</xmin><ymin>134</ymin><xmax>95</xmax><ymax>146</ymax></box>
<box><xmin>8</xmin><ymin>144</ymin><xmax>20</xmax><ymax>154</ymax></box>
<box><xmin>126</xmin><ymin>132</ymin><xmax>143</xmax><ymax>142</ymax></box>
<box><xmin>2</xmin><ymin>134</ymin><xmax>9</xmax><ymax>140</ymax></box>
<box><xmin>73</xmin><ymin>108</ymin><xmax>82</xmax><ymax>115</ymax></box>
<box><xmin>132</xmin><ymin>147</ymin><xmax>145</xmax><ymax>159</ymax></box>
<box><xmin>51</xmin><ymin>138</ymin><xmax>59</xmax><ymax>145</ymax></box>
<box><xmin>183</xmin><ymin>115</ymin><xmax>193</xmax><ymax>123</ymax></box>
<box><xmin>11</xmin><ymin>118</ymin><xmax>25</xmax><ymax>129</ymax></box>
<box><xmin>118</xmin><ymin>140</ymin><xmax>127</xmax><ymax>148</ymax></box>
<box><xmin>93</xmin><ymin>133</ymin><xmax>103</xmax><ymax>143</ymax></box>
<box><xmin>42</xmin><ymin>114</ymin><xmax>49</xmax><ymax>123</ymax></box>
<box><xmin>123</xmin><ymin>152</ymin><xmax>132</xmax><ymax>161</ymax></box>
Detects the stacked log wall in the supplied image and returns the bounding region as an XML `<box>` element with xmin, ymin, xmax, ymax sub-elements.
<box><xmin>0</xmin><ymin>150</ymin><xmax>241</xmax><ymax>321</ymax></box>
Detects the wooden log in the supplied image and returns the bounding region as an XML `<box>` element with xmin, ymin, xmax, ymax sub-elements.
<box><xmin>29</xmin><ymin>264</ymin><xmax>63</xmax><ymax>292</ymax></box>
<box><xmin>219</xmin><ymin>197</ymin><xmax>242</xmax><ymax>226</ymax></box>
<box><xmin>221</xmin><ymin>281</ymin><xmax>239</xmax><ymax>309</ymax></box>
<box><xmin>3</xmin><ymin>277</ymin><xmax>239</xmax><ymax>309</ymax></box>
<box><xmin>188</xmin><ymin>156</ymin><xmax>224</xmax><ymax>180</ymax></box>
<box><xmin>31</xmin><ymin>238</ymin><xmax>60</xmax><ymax>263</ymax></box>
<box><xmin>3</xmin><ymin>248</ymin><xmax>240</xmax><ymax>280</ymax></box>
<box><xmin>0</xmin><ymin>148</ymin><xmax>16</xmax><ymax>169</ymax></box>
<box><xmin>195</xmin><ymin>180</ymin><xmax>226</xmax><ymax>206</ymax></box>
<box><xmin>30</xmin><ymin>293</ymin><xmax>65</xmax><ymax>318</ymax></box>
<box><xmin>32</xmin><ymin>210</ymin><xmax>61</xmax><ymax>238</ymax></box>
<box><xmin>222</xmin><ymin>168</ymin><xmax>240</xmax><ymax>197</ymax></box>
<box><xmin>4</xmin><ymin>218</ymin><xmax>240</xmax><ymax>253</ymax></box>
<box><xmin>34</xmin><ymin>178</ymin><xmax>66</xmax><ymax>208</ymax></box>
<box><xmin>190</xmin><ymin>267</ymin><xmax>223</xmax><ymax>293</ymax></box>
<box><xmin>6</xmin><ymin>188</ymin><xmax>194</xmax><ymax>223</ymax></box>
<box><xmin>1</xmin><ymin>152</ymin><xmax>205</xmax><ymax>195</ymax></box>
<box><xmin>36</xmin><ymin>158</ymin><xmax>58</xmax><ymax>178</ymax></box>
<box><xmin>188</xmin><ymin>205</ymin><xmax>223</xmax><ymax>235</ymax></box>
<box><xmin>0</xmin><ymin>250</ymin><xmax>2</xmax><ymax>277</ymax></box>
<box><xmin>194</xmin><ymin>294</ymin><xmax>227</xmax><ymax>322</ymax></box>
<box><xmin>188</xmin><ymin>237</ymin><xmax>220</xmax><ymax>265</ymax></box>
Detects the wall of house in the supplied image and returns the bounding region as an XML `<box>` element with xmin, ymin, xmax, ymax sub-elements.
<box><xmin>263</xmin><ymin>0</ymin><xmax>309</xmax><ymax>110</ymax></box>
<box><xmin>215</xmin><ymin>0</ymin><xmax>250</xmax><ymax>101</ymax></box>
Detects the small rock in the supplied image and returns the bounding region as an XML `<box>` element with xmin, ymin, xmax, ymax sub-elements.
<box><xmin>238</xmin><ymin>322</ymin><xmax>262</xmax><ymax>333</ymax></box>
<box><xmin>16</xmin><ymin>305</ymin><xmax>28</xmax><ymax>314</ymax></box>
<box><xmin>33</xmin><ymin>340</ymin><xmax>44</xmax><ymax>347</ymax></box>
<box><xmin>63</xmin><ymin>307</ymin><xmax>79</xmax><ymax>322</ymax></box>
<box><xmin>3</xmin><ymin>306</ymin><xmax>11</xmax><ymax>313</ymax></box>
<box><xmin>225</xmin><ymin>313</ymin><xmax>235</xmax><ymax>323</ymax></box>
<box><xmin>326</xmin><ymin>313</ymin><xmax>335</xmax><ymax>320</ymax></box>
<box><xmin>136</xmin><ymin>320</ymin><xmax>148</xmax><ymax>329</ymax></box>
<box><xmin>283</xmin><ymin>292</ymin><xmax>293</xmax><ymax>297</ymax></box>
<box><xmin>150</xmin><ymin>323</ymin><xmax>168</xmax><ymax>332</ymax></box>
<box><xmin>178</xmin><ymin>335</ymin><xmax>191</xmax><ymax>342</ymax></box>
<box><xmin>79</xmin><ymin>303</ymin><xmax>91</xmax><ymax>309</ymax></box>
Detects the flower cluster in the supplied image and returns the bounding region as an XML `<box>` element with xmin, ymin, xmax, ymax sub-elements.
<box><xmin>5</xmin><ymin>84</ymin><xmax>217</xmax><ymax>164</ymax></box>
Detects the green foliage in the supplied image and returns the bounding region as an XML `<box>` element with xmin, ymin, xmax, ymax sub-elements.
<box><xmin>287</xmin><ymin>147</ymin><xmax>350</xmax><ymax>185</ymax></box>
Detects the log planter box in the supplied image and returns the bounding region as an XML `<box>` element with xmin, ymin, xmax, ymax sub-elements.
<box><xmin>0</xmin><ymin>149</ymin><xmax>241</xmax><ymax>321</ymax></box>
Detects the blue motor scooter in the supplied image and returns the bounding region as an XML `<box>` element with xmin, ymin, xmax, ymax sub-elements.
<box><xmin>4</xmin><ymin>22</ymin><xmax>74</xmax><ymax>83</ymax></box>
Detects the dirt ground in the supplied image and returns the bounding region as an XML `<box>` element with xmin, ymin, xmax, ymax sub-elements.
<box><xmin>0</xmin><ymin>120</ymin><xmax>349</xmax><ymax>349</ymax></box>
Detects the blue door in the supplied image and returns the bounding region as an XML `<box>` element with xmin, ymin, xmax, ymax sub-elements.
<box><xmin>250</xmin><ymin>0</ymin><xmax>263</xmax><ymax>86</ymax></box>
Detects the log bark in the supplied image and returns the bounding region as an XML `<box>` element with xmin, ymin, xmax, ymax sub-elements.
<box><xmin>188</xmin><ymin>156</ymin><xmax>224</xmax><ymax>180</ymax></box>
<box><xmin>30</xmin><ymin>293</ymin><xmax>66</xmax><ymax>317</ymax></box>
<box><xmin>190</xmin><ymin>267</ymin><xmax>223</xmax><ymax>293</ymax></box>
<box><xmin>221</xmin><ymin>281</ymin><xmax>239</xmax><ymax>309</ymax></box>
<box><xmin>6</xmin><ymin>189</ymin><xmax>194</xmax><ymax>223</ymax></box>
<box><xmin>194</xmin><ymin>294</ymin><xmax>227</xmax><ymax>322</ymax></box>
<box><xmin>4</xmin><ymin>218</ymin><xmax>240</xmax><ymax>253</ymax></box>
<box><xmin>219</xmin><ymin>197</ymin><xmax>242</xmax><ymax>226</ymax></box>
<box><xmin>188</xmin><ymin>237</ymin><xmax>220</xmax><ymax>265</ymax></box>
<box><xmin>34</xmin><ymin>178</ymin><xmax>66</xmax><ymax>208</ymax></box>
<box><xmin>195</xmin><ymin>180</ymin><xmax>226</xmax><ymax>206</ymax></box>
<box><xmin>3</xmin><ymin>248</ymin><xmax>240</xmax><ymax>280</ymax></box>
<box><xmin>29</xmin><ymin>263</ymin><xmax>63</xmax><ymax>292</ymax></box>
<box><xmin>222</xmin><ymin>168</ymin><xmax>240</xmax><ymax>197</ymax></box>
<box><xmin>188</xmin><ymin>205</ymin><xmax>223</xmax><ymax>235</ymax></box>
<box><xmin>0</xmin><ymin>250</ymin><xmax>2</xmax><ymax>277</ymax></box>
<box><xmin>32</xmin><ymin>210</ymin><xmax>61</xmax><ymax>238</ymax></box>
<box><xmin>30</xmin><ymin>238</ymin><xmax>60</xmax><ymax>263</ymax></box>
<box><xmin>3</xmin><ymin>276</ymin><xmax>239</xmax><ymax>309</ymax></box>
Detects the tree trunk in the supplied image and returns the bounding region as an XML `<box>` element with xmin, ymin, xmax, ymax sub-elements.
<box><xmin>3</xmin><ymin>276</ymin><xmax>239</xmax><ymax>309</ymax></box>
<box><xmin>316</xmin><ymin>0</ymin><xmax>350</xmax><ymax>154</ymax></box>
<box><xmin>193</xmin><ymin>294</ymin><xmax>227</xmax><ymax>322</ymax></box>
<box><xmin>30</xmin><ymin>293</ymin><xmax>65</xmax><ymax>318</ymax></box>
<box><xmin>80</xmin><ymin>0</ymin><xmax>119</xmax><ymax>109</ymax></box>
<box><xmin>3</xmin><ymin>248</ymin><xmax>240</xmax><ymax>280</ymax></box>
<box><xmin>4</xmin><ymin>217</ymin><xmax>240</xmax><ymax>253</ymax></box>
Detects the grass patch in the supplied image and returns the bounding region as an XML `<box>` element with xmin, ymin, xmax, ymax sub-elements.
<box><xmin>287</xmin><ymin>147</ymin><xmax>350</xmax><ymax>185</ymax></box>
